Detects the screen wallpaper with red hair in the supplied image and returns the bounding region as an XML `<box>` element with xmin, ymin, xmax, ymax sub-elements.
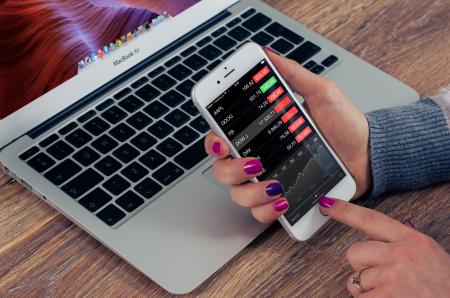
<box><xmin>0</xmin><ymin>0</ymin><xmax>200</xmax><ymax>119</ymax></box>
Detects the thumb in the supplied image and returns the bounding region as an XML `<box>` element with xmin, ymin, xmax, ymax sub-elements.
<box><xmin>264</xmin><ymin>48</ymin><xmax>329</xmax><ymax>98</ymax></box>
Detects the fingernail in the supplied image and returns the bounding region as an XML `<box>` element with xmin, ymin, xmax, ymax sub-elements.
<box><xmin>319</xmin><ymin>197</ymin><xmax>336</xmax><ymax>208</ymax></box>
<box><xmin>266</xmin><ymin>182</ymin><xmax>284</xmax><ymax>197</ymax></box>
<box><xmin>212</xmin><ymin>142</ymin><xmax>221</xmax><ymax>155</ymax></box>
<box><xmin>403</xmin><ymin>219</ymin><xmax>416</xmax><ymax>229</ymax></box>
<box><xmin>274</xmin><ymin>199</ymin><xmax>289</xmax><ymax>212</ymax></box>
<box><xmin>244</xmin><ymin>159</ymin><xmax>263</xmax><ymax>175</ymax></box>
<box><xmin>263</xmin><ymin>46</ymin><xmax>278</xmax><ymax>55</ymax></box>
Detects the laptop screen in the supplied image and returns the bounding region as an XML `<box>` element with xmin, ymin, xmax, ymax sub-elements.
<box><xmin>0</xmin><ymin>0</ymin><xmax>201</xmax><ymax>120</ymax></box>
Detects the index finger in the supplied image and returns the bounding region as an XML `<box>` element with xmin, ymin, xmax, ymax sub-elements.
<box><xmin>204</xmin><ymin>131</ymin><xmax>230</xmax><ymax>158</ymax></box>
<box><xmin>319</xmin><ymin>197</ymin><xmax>414</xmax><ymax>242</ymax></box>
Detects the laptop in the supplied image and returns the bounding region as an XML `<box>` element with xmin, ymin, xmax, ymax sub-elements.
<box><xmin>0</xmin><ymin>0</ymin><xmax>418</xmax><ymax>294</ymax></box>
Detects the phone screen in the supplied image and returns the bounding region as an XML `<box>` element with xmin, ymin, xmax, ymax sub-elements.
<box><xmin>206</xmin><ymin>59</ymin><xmax>346</xmax><ymax>226</ymax></box>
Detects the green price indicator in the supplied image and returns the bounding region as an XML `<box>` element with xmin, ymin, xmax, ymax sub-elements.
<box><xmin>259</xmin><ymin>76</ymin><xmax>277</xmax><ymax>93</ymax></box>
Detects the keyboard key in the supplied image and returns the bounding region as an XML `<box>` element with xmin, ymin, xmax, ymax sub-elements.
<box><xmin>135</xmin><ymin>84</ymin><xmax>161</xmax><ymax>102</ymax></box>
<box><xmin>39</xmin><ymin>134</ymin><xmax>58</xmax><ymax>148</ymax></box>
<box><xmin>148</xmin><ymin>66</ymin><xmax>165</xmax><ymax>78</ymax></box>
<box><xmin>84</xmin><ymin>117</ymin><xmax>111</xmax><ymax>136</ymax></box>
<box><xmin>251</xmin><ymin>31</ymin><xmax>274</xmax><ymax>46</ymax></box>
<box><xmin>148</xmin><ymin>120</ymin><xmax>173</xmax><ymax>139</ymax></box>
<box><xmin>271</xmin><ymin>38</ymin><xmax>294</xmax><ymax>54</ymax></box>
<box><xmin>126</xmin><ymin>111</ymin><xmax>152</xmax><ymax>130</ymax></box>
<box><xmin>121</xmin><ymin>162</ymin><xmax>149</xmax><ymax>183</ymax></box>
<box><xmin>96</xmin><ymin>98</ymin><xmax>114</xmax><ymax>111</ymax></box>
<box><xmin>101</xmin><ymin>106</ymin><xmax>127</xmax><ymax>124</ymax></box>
<box><xmin>174</xmin><ymin>138</ymin><xmax>208</xmax><ymax>170</ymax></box>
<box><xmin>139</xmin><ymin>149</ymin><xmax>166</xmax><ymax>170</ymax></box>
<box><xmin>164</xmin><ymin>109</ymin><xmax>190</xmax><ymax>127</ymax></box>
<box><xmin>303</xmin><ymin>60</ymin><xmax>317</xmax><ymax>70</ymax></box>
<box><xmin>44</xmin><ymin>159</ymin><xmax>81</xmax><ymax>185</ymax></box>
<box><xmin>222</xmin><ymin>50</ymin><xmax>234</xmax><ymax>60</ymax></box>
<box><xmin>19</xmin><ymin>146</ymin><xmax>39</xmax><ymax>161</ymax></box>
<box><xmin>164</xmin><ymin>56</ymin><xmax>181</xmax><ymax>67</ymax></box>
<box><xmin>322</xmin><ymin>55</ymin><xmax>339</xmax><ymax>67</ymax></box>
<box><xmin>199</xmin><ymin>45</ymin><xmax>223</xmax><ymax>60</ymax></box>
<box><xmin>79</xmin><ymin>188</ymin><xmax>112</xmax><ymax>212</ymax></box>
<box><xmin>116</xmin><ymin>191</ymin><xmax>144</xmax><ymax>212</ymax></box>
<box><xmin>287</xmin><ymin>41</ymin><xmax>321</xmax><ymax>64</ymax></box>
<box><xmin>103</xmin><ymin>174</ymin><xmax>131</xmax><ymax>195</ymax></box>
<box><xmin>180</xmin><ymin>45</ymin><xmax>197</xmax><ymax>57</ymax></box>
<box><xmin>78</xmin><ymin>110</ymin><xmax>96</xmax><ymax>123</ymax></box>
<box><xmin>62</xmin><ymin>168</ymin><xmax>103</xmax><ymax>199</ymax></box>
<box><xmin>118</xmin><ymin>95</ymin><xmax>144</xmax><ymax>113</ymax></box>
<box><xmin>168</xmin><ymin>64</ymin><xmax>192</xmax><ymax>81</ymax></box>
<box><xmin>242</xmin><ymin>12</ymin><xmax>271</xmax><ymax>32</ymax></box>
<box><xmin>196</xmin><ymin>36</ymin><xmax>212</xmax><ymax>47</ymax></box>
<box><xmin>152</xmin><ymin>162</ymin><xmax>184</xmax><ymax>186</ymax></box>
<box><xmin>212</xmin><ymin>26</ymin><xmax>226</xmax><ymax>37</ymax></box>
<box><xmin>176</xmin><ymin>79</ymin><xmax>195</xmax><ymax>97</ymax></box>
<box><xmin>160</xmin><ymin>90</ymin><xmax>185</xmax><ymax>108</ymax></box>
<box><xmin>134</xmin><ymin>178</ymin><xmax>162</xmax><ymax>199</ymax></box>
<box><xmin>265</xmin><ymin>22</ymin><xmax>304</xmax><ymax>44</ymax></box>
<box><xmin>73</xmin><ymin>147</ymin><xmax>100</xmax><ymax>166</ymax></box>
<box><xmin>27</xmin><ymin>152</ymin><xmax>55</xmax><ymax>173</ymax></box>
<box><xmin>143</xmin><ymin>101</ymin><xmax>169</xmax><ymax>118</ymax></box>
<box><xmin>131</xmin><ymin>76</ymin><xmax>149</xmax><ymax>89</ymax></box>
<box><xmin>47</xmin><ymin>140</ymin><xmax>74</xmax><ymax>160</ymax></box>
<box><xmin>192</xmin><ymin>69</ymin><xmax>208</xmax><ymax>82</ymax></box>
<box><xmin>66</xmin><ymin>129</ymin><xmax>92</xmax><ymax>148</ymax></box>
<box><xmin>113</xmin><ymin>144</ymin><xmax>139</xmax><ymax>164</ymax></box>
<box><xmin>58</xmin><ymin>122</ymin><xmax>77</xmax><ymax>135</ymax></box>
<box><xmin>152</xmin><ymin>74</ymin><xmax>176</xmax><ymax>91</ymax></box>
<box><xmin>190</xmin><ymin>116</ymin><xmax>210</xmax><ymax>133</ymax></box>
<box><xmin>130</xmin><ymin>132</ymin><xmax>157</xmax><ymax>151</ymax></box>
<box><xmin>241</xmin><ymin>8</ymin><xmax>256</xmax><ymax>18</ymax></box>
<box><xmin>310</xmin><ymin>64</ymin><xmax>325</xmax><ymax>74</ymax></box>
<box><xmin>114</xmin><ymin>87</ymin><xmax>131</xmax><ymax>100</ymax></box>
<box><xmin>109</xmin><ymin>123</ymin><xmax>136</xmax><ymax>142</ymax></box>
<box><xmin>97</xmin><ymin>204</ymin><xmax>126</xmax><ymax>226</ymax></box>
<box><xmin>92</xmin><ymin>135</ymin><xmax>118</xmax><ymax>154</ymax></box>
<box><xmin>156</xmin><ymin>138</ymin><xmax>183</xmax><ymax>157</ymax></box>
<box><xmin>173</xmin><ymin>126</ymin><xmax>200</xmax><ymax>145</ymax></box>
<box><xmin>181</xmin><ymin>100</ymin><xmax>199</xmax><ymax>116</ymax></box>
<box><xmin>184</xmin><ymin>54</ymin><xmax>207</xmax><ymax>70</ymax></box>
<box><xmin>226</xmin><ymin>17</ymin><xmax>242</xmax><ymax>28</ymax></box>
<box><xmin>228</xmin><ymin>26</ymin><xmax>251</xmax><ymax>41</ymax></box>
<box><xmin>214</xmin><ymin>35</ymin><xmax>237</xmax><ymax>52</ymax></box>
<box><xmin>94</xmin><ymin>156</ymin><xmax>121</xmax><ymax>176</ymax></box>
<box><xmin>207</xmin><ymin>60</ymin><xmax>221</xmax><ymax>71</ymax></box>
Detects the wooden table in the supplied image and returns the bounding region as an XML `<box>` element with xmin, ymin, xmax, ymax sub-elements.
<box><xmin>1</xmin><ymin>0</ymin><xmax>449</xmax><ymax>296</ymax></box>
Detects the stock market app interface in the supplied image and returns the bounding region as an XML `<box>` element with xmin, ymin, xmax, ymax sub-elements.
<box><xmin>206</xmin><ymin>59</ymin><xmax>346</xmax><ymax>225</ymax></box>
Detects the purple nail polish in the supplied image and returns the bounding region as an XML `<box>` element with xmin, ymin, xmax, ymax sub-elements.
<box><xmin>266</xmin><ymin>182</ymin><xmax>284</xmax><ymax>197</ymax></box>
<box><xmin>274</xmin><ymin>199</ymin><xmax>289</xmax><ymax>212</ymax></box>
<box><xmin>263</xmin><ymin>46</ymin><xmax>278</xmax><ymax>55</ymax></box>
<box><xmin>244</xmin><ymin>159</ymin><xmax>263</xmax><ymax>175</ymax></box>
<box><xmin>319</xmin><ymin>197</ymin><xmax>336</xmax><ymax>208</ymax></box>
<box><xmin>212</xmin><ymin>142</ymin><xmax>221</xmax><ymax>155</ymax></box>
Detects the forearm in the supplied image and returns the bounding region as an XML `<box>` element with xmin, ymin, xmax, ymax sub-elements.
<box><xmin>365</xmin><ymin>95</ymin><xmax>450</xmax><ymax>197</ymax></box>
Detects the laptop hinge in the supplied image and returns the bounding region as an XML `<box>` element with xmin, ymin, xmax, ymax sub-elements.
<box><xmin>27</xmin><ymin>10</ymin><xmax>232</xmax><ymax>139</ymax></box>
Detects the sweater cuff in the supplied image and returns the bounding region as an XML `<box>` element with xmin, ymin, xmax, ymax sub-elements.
<box><xmin>365</xmin><ymin>99</ymin><xmax>450</xmax><ymax>197</ymax></box>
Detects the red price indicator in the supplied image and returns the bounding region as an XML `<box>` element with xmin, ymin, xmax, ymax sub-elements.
<box><xmin>267</xmin><ymin>86</ymin><xmax>284</xmax><ymax>103</ymax></box>
<box><xmin>274</xmin><ymin>96</ymin><xmax>291</xmax><ymax>113</ymax></box>
<box><xmin>288</xmin><ymin>116</ymin><xmax>305</xmax><ymax>133</ymax></box>
<box><xmin>295</xmin><ymin>126</ymin><xmax>312</xmax><ymax>143</ymax></box>
<box><xmin>281</xmin><ymin>106</ymin><xmax>298</xmax><ymax>123</ymax></box>
<box><xmin>252</xmin><ymin>66</ymin><xmax>270</xmax><ymax>83</ymax></box>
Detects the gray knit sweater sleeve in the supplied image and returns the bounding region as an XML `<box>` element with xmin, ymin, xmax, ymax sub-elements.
<box><xmin>365</xmin><ymin>99</ymin><xmax>450</xmax><ymax>197</ymax></box>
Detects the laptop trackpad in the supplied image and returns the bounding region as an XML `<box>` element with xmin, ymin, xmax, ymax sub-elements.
<box><xmin>202</xmin><ymin>165</ymin><xmax>229</xmax><ymax>192</ymax></box>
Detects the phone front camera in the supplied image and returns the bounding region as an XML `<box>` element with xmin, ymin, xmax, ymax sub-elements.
<box><xmin>217</xmin><ymin>80</ymin><xmax>221</xmax><ymax>84</ymax></box>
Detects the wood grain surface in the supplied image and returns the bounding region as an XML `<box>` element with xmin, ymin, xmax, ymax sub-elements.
<box><xmin>1</xmin><ymin>0</ymin><xmax>450</xmax><ymax>296</ymax></box>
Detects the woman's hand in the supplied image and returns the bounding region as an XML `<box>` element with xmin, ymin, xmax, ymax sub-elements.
<box><xmin>319</xmin><ymin>197</ymin><xmax>450</xmax><ymax>297</ymax></box>
<box><xmin>205</xmin><ymin>49</ymin><xmax>371</xmax><ymax>223</ymax></box>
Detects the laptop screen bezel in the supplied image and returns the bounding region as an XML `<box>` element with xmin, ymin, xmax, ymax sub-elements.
<box><xmin>0</xmin><ymin>0</ymin><xmax>239</xmax><ymax>148</ymax></box>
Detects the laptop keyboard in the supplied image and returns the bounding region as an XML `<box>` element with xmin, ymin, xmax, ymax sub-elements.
<box><xmin>18</xmin><ymin>8</ymin><xmax>339</xmax><ymax>228</ymax></box>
